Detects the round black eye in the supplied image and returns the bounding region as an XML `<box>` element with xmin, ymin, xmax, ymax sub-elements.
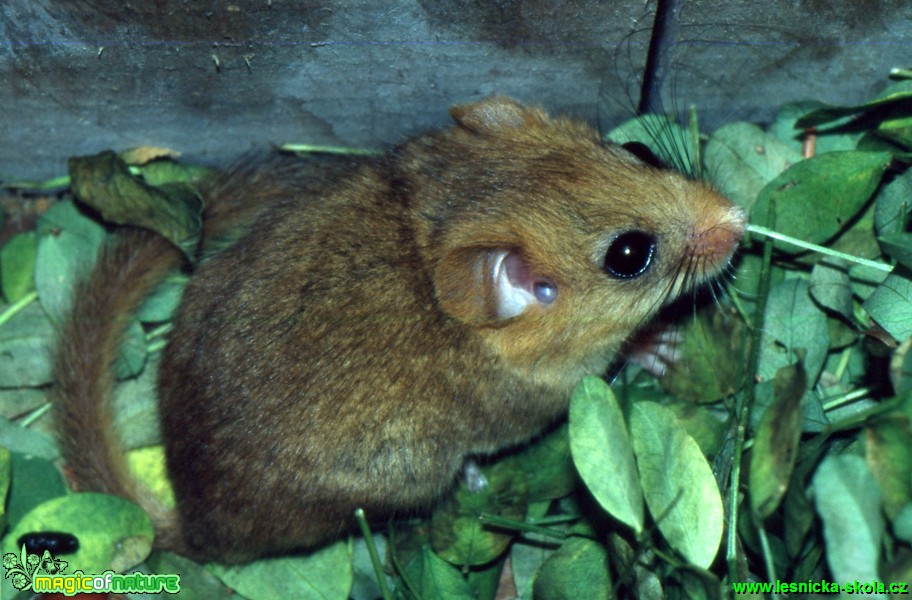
<box><xmin>604</xmin><ymin>231</ymin><xmax>657</xmax><ymax>279</ymax></box>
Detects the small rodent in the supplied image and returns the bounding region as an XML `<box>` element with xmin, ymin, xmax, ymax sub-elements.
<box><xmin>53</xmin><ymin>97</ymin><xmax>745</xmax><ymax>563</ymax></box>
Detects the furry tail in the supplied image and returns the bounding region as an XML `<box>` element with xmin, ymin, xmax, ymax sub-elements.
<box><xmin>52</xmin><ymin>153</ymin><xmax>364</xmax><ymax>558</ymax></box>
<box><xmin>53</xmin><ymin>229</ymin><xmax>188</xmax><ymax>552</ymax></box>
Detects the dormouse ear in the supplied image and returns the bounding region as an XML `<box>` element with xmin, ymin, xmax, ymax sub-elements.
<box><xmin>434</xmin><ymin>247</ymin><xmax>559</xmax><ymax>326</ymax></box>
<box><xmin>449</xmin><ymin>97</ymin><xmax>544</xmax><ymax>134</ymax></box>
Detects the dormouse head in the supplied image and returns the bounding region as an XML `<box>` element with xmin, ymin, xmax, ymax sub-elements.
<box><xmin>404</xmin><ymin>97</ymin><xmax>745</xmax><ymax>389</ymax></box>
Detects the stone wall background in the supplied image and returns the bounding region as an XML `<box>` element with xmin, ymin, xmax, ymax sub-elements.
<box><xmin>3</xmin><ymin>0</ymin><xmax>910</xmax><ymax>180</ymax></box>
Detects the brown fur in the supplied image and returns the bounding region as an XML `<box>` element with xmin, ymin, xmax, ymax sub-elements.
<box><xmin>54</xmin><ymin>97</ymin><xmax>744</xmax><ymax>563</ymax></box>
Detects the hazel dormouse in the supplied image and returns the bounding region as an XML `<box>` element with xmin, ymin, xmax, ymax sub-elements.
<box><xmin>54</xmin><ymin>97</ymin><xmax>745</xmax><ymax>563</ymax></box>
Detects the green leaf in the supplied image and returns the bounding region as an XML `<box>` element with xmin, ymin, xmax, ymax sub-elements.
<box><xmin>113</xmin><ymin>317</ymin><xmax>147</xmax><ymax>379</ymax></box>
<box><xmin>209</xmin><ymin>540</ymin><xmax>352</xmax><ymax>600</ymax></box>
<box><xmin>0</xmin><ymin>301</ymin><xmax>54</xmax><ymax>386</ymax></box>
<box><xmin>758</xmin><ymin>278</ymin><xmax>829</xmax><ymax>383</ymax></box>
<box><xmin>865</xmin><ymin>416</ymin><xmax>912</xmax><ymax>521</ymax></box>
<box><xmin>350</xmin><ymin>535</ymin><xmax>391</xmax><ymax>600</ymax></box>
<box><xmin>125</xmin><ymin>446</ymin><xmax>175</xmax><ymax>510</ymax></box>
<box><xmin>0</xmin><ymin>447</ymin><xmax>10</xmax><ymax>530</ymax></box>
<box><xmin>136</xmin><ymin>159</ymin><xmax>214</xmax><ymax>187</ymax></box>
<box><xmin>811</xmin><ymin>454</ymin><xmax>883</xmax><ymax>586</ymax></box>
<box><xmin>630</xmin><ymin>402</ymin><xmax>723</xmax><ymax>569</ymax></box>
<box><xmin>795</xmin><ymin>80</ymin><xmax>912</xmax><ymax>129</ymax></box>
<box><xmin>662</xmin><ymin>401</ymin><xmax>729</xmax><ymax>460</ymax></box>
<box><xmin>136</xmin><ymin>273</ymin><xmax>188</xmax><ymax>323</ymax></box>
<box><xmin>809</xmin><ymin>259</ymin><xmax>853</xmax><ymax>319</ymax></box>
<box><xmin>878</xmin><ymin>232</ymin><xmax>912</xmax><ymax>269</ymax></box>
<box><xmin>144</xmin><ymin>552</ymin><xmax>235</xmax><ymax>599</ymax></box>
<box><xmin>704</xmin><ymin>121</ymin><xmax>802</xmax><ymax>210</ymax></box>
<box><xmin>68</xmin><ymin>151</ymin><xmax>202</xmax><ymax>260</ymax></box>
<box><xmin>633</xmin><ymin>563</ymin><xmax>664</xmax><ymax>599</ymax></box>
<box><xmin>0</xmin><ymin>418</ymin><xmax>58</xmax><ymax>460</ymax></box>
<box><xmin>863</xmin><ymin>271</ymin><xmax>912</xmax><ymax>340</ymax></box>
<box><xmin>34</xmin><ymin>200</ymin><xmax>107</xmax><ymax>325</ymax></box>
<box><xmin>894</xmin><ymin>342</ymin><xmax>912</xmax><ymax>397</ymax></box>
<box><xmin>466</xmin><ymin>559</ymin><xmax>502</xmax><ymax>600</ymax></box>
<box><xmin>2</xmin><ymin>493</ymin><xmax>154</xmax><ymax>574</ymax></box>
<box><xmin>0</xmin><ymin>302</ymin><xmax>54</xmax><ymax>387</ymax></box>
<box><xmin>772</xmin><ymin>101</ymin><xmax>861</xmax><ymax>154</ymax></box>
<box><xmin>403</xmin><ymin>546</ymin><xmax>475</xmax><ymax>600</ymax></box>
<box><xmin>532</xmin><ymin>537</ymin><xmax>611</xmax><ymax>599</ymax></box>
<box><xmin>895</xmin><ymin>504</ymin><xmax>912</xmax><ymax>544</ymax></box>
<box><xmin>1</xmin><ymin>232</ymin><xmax>36</xmax><ymax>303</ymax></box>
<box><xmin>670</xmin><ymin>566</ymin><xmax>722</xmax><ymax>600</ymax></box>
<box><xmin>6</xmin><ymin>452</ymin><xmax>66</xmax><ymax>527</ymax></box>
<box><xmin>510</xmin><ymin>536</ymin><xmax>557</xmax><ymax>600</ymax></box>
<box><xmin>606</xmin><ymin>114</ymin><xmax>694</xmax><ymax>174</ymax></box>
<box><xmin>783</xmin><ymin>468</ymin><xmax>818</xmax><ymax>558</ymax></box>
<box><xmin>661</xmin><ymin>312</ymin><xmax>747</xmax><ymax>404</ymax></box>
<box><xmin>730</xmin><ymin>251</ymin><xmax>787</xmax><ymax>312</ymax></box>
<box><xmin>568</xmin><ymin>376</ymin><xmax>643</xmax><ymax>533</ymax></box>
<box><xmin>874</xmin><ymin>168</ymin><xmax>912</xmax><ymax>236</ymax></box>
<box><xmin>750</xmin><ymin>151</ymin><xmax>892</xmax><ymax>249</ymax></box>
<box><xmin>877</xmin><ymin>108</ymin><xmax>912</xmax><ymax>149</ymax></box>
<box><xmin>752</xmin><ymin>381</ymin><xmax>827</xmax><ymax>434</ymax></box>
<box><xmin>430</xmin><ymin>469</ymin><xmax>526</xmax><ymax>566</ymax></box>
<box><xmin>114</xmin><ymin>355</ymin><xmax>163</xmax><ymax>449</ymax></box>
<box><xmin>749</xmin><ymin>361</ymin><xmax>806</xmax><ymax>519</ymax></box>
<box><xmin>771</xmin><ymin>101</ymin><xmax>827</xmax><ymax>147</ymax></box>
<box><xmin>490</xmin><ymin>423</ymin><xmax>578</xmax><ymax>502</ymax></box>
<box><xmin>0</xmin><ymin>386</ymin><xmax>45</xmax><ymax>421</ymax></box>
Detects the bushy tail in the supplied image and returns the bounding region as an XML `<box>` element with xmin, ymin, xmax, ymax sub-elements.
<box><xmin>52</xmin><ymin>153</ymin><xmax>365</xmax><ymax>556</ymax></box>
<box><xmin>53</xmin><ymin>229</ymin><xmax>187</xmax><ymax>552</ymax></box>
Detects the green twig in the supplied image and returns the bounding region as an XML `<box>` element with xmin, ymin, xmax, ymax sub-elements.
<box><xmin>727</xmin><ymin>210</ymin><xmax>775</xmax><ymax>581</ymax></box>
<box><xmin>727</xmin><ymin>282</ymin><xmax>754</xmax><ymax>329</ymax></box>
<box><xmin>746</xmin><ymin>224</ymin><xmax>892</xmax><ymax>273</ymax></box>
<box><xmin>279</xmin><ymin>143</ymin><xmax>381</xmax><ymax>156</ymax></box>
<box><xmin>756</xmin><ymin>523</ymin><xmax>779</xmax><ymax>600</ymax></box>
<box><xmin>21</xmin><ymin>402</ymin><xmax>52</xmax><ymax>428</ymax></box>
<box><xmin>387</xmin><ymin>524</ymin><xmax>420</xmax><ymax>600</ymax></box>
<box><xmin>354</xmin><ymin>509</ymin><xmax>392</xmax><ymax>600</ymax></box>
<box><xmin>146</xmin><ymin>323</ymin><xmax>173</xmax><ymax>354</ymax></box>
<box><xmin>688</xmin><ymin>104</ymin><xmax>703</xmax><ymax>180</ymax></box>
<box><xmin>1</xmin><ymin>175</ymin><xmax>70</xmax><ymax>191</ymax></box>
<box><xmin>478</xmin><ymin>513</ymin><xmax>570</xmax><ymax>540</ymax></box>
<box><xmin>821</xmin><ymin>387</ymin><xmax>874</xmax><ymax>412</ymax></box>
<box><xmin>0</xmin><ymin>291</ymin><xmax>39</xmax><ymax>327</ymax></box>
<box><xmin>831</xmin><ymin>347</ymin><xmax>853</xmax><ymax>381</ymax></box>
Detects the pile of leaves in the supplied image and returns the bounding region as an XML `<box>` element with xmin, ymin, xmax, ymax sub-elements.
<box><xmin>0</xmin><ymin>78</ymin><xmax>911</xmax><ymax>599</ymax></box>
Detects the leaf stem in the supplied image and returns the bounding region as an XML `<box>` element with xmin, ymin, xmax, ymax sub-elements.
<box><xmin>20</xmin><ymin>402</ymin><xmax>52</xmax><ymax>428</ymax></box>
<box><xmin>831</xmin><ymin>347</ymin><xmax>853</xmax><ymax>382</ymax></box>
<box><xmin>727</xmin><ymin>211</ymin><xmax>775</xmax><ymax>580</ymax></box>
<box><xmin>688</xmin><ymin>104</ymin><xmax>703</xmax><ymax>180</ymax></box>
<box><xmin>146</xmin><ymin>323</ymin><xmax>173</xmax><ymax>354</ymax></box>
<box><xmin>386</xmin><ymin>525</ymin><xmax>421</xmax><ymax>600</ymax></box>
<box><xmin>756</xmin><ymin>523</ymin><xmax>780</xmax><ymax>600</ymax></box>
<box><xmin>821</xmin><ymin>386</ymin><xmax>874</xmax><ymax>412</ymax></box>
<box><xmin>478</xmin><ymin>513</ymin><xmax>569</xmax><ymax>540</ymax></box>
<box><xmin>279</xmin><ymin>143</ymin><xmax>381</xmax><ymax>156</ymax></box>
<box><xmin>746</xmin><ymin>224</ymin><xmax>892</xmax><ymax>273</ymax></box>
<box><xmin>354</xmin><ymin>509</ymin><xmax>392</xmax><ymax>600</ymax></box>
<box><xmin>0</xmin><ymin>291</ymin><xmax>39</xmax><ymax>327</ymax></box>
<box><xmin>727</xmin><ymin>282</ymin><xmax>754</xmax><ymax>329</ymax></box>
<box><xmin>0</xmin><ymin>175</ymin><xmax>70</xmax><ymax>191</ymax></box>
